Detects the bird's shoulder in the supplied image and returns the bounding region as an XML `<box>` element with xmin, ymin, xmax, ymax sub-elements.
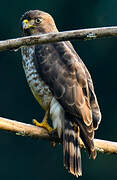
<box><xmin>35</xmin><ymin>41</ymin><xmax>87</xmax><ymax>87</ymax></box>
<box><xmin>34</xmin><ymin>41</ymin><xmax>90</xmax><ymax>115</ymax></box>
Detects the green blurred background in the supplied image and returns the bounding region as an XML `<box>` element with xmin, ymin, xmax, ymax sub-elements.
<box><xmin>0</xmin><ymin>0</ymin><xmax>117</xmax><ymax>179</ymax></box>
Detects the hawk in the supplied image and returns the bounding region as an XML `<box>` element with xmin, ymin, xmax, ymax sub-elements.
<box><xmin>21</xmin><ymin>10</ymin><xmax>101</xmax><ymax>177</ymax></box>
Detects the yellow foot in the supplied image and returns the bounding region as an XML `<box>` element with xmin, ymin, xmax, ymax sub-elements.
<box><xmin>33</xmin><ymin>119</ymin><xmax>53</xmax><ymax>134</ymax></box>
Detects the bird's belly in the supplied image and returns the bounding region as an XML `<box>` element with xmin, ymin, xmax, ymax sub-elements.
<box><xmin>21</xmin><ymin>46</ymin><xmax>52</xmax><ymax>110</ymax></box>
<box><xmin>29</xmin><ymin>78</ymin><xmax>52</xmax><ymax>110</ymax></box>
<box><xmin>21</xmin><ymin>46</ymin><xmax>64</xmax><ymax>137</ymax></box>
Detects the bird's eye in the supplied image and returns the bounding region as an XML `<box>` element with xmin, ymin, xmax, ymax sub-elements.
<box><xmin>35</xmin><ymin>18</ymin><xmax>41</xmax><ymax>24</ymax></box>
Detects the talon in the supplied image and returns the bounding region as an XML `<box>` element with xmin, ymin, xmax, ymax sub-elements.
<box><xmin>33</xmin><ymin>118</ymin><xmax>56</xmax><ymax>146</ymax></box>
<box><xmin>33</xmin><ymin>119</ymin><xmax>53</xmax><ymax>134</ymax></box>
<box><xmin>33</xmin><ymin>105</ymin><xmax>53</xmax><ymax>134</ymax></box>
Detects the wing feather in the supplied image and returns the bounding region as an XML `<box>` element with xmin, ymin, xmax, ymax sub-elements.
<box><xmin>66</xmin><ymin>41</ymin><xmax>102</xmax><ymax>129</ymax></box>
<box><xmin>34</xmin><ymin>41</ymin><xmax>101</xmax><ymax>159</ymax></box>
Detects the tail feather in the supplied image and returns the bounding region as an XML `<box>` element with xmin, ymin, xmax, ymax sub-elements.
<box><xmin>77</xmin><ymin>118</ymin><xmax>97</xmax><ymax>159</ymax></box>
<box><xmin>63</xmin><ymin>120</ymin><xmax>82</xmax><ymax>177</ymax></box>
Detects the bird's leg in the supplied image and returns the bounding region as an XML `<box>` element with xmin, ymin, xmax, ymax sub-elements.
<box><xmin>33</xmin><ymin>106</ymin><xmax>53</xmax><ymax>134</ymax></box>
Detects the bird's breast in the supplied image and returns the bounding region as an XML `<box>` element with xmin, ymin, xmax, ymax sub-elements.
<box><xmin>21</xmin><ymin>46</ymin><xmax>52</xmax><ymax>110</ymax></box>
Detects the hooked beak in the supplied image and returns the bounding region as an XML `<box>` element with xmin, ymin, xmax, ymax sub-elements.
<box><xmin>22</xmin><ymin>19</ymin><xmax>35</xmax><ymax>30</ymax></box>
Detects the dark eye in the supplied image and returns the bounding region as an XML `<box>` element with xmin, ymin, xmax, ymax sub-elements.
<box><xmin>35</xmin><ymin>18</ymin><xmax>41</xmax><ymax>24</ymax></box>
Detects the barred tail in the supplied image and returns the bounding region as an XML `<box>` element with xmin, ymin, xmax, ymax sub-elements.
<box><xmin>63</xmin><ymin>120</ymin><xmax>82</xmax><ymax>177</ymax></box>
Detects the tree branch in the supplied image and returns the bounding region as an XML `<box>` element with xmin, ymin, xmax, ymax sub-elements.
<box><xmin>0</xmin><ymin>116</ymin><xmax>117</xmax><ymax>154</ymax></box>
<box><xmin>1</xmin><ymin>27</ymin><xmax>117</xmax><ymax>155</ymax></box>
<box><xmin>0</xmin><ymin>26</ymin><xmax>117</xmax><ymax>52</ymax></box>
<box><xmin>0</xmin><ymin>117</ymin><xmax>50</xmax><ymax>139</ymax></box>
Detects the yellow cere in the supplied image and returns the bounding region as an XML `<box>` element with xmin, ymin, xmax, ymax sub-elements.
<box><xmin>22</xmin><ymin>19</ymin><xmax>36</xmax><ymax>29</ymax></box>
<box><xmin>23</xmin><ymin>19</ymin><xmax>29</xmax><ymax>24</ymax></box>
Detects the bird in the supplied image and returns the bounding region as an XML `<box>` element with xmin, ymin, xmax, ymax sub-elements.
<box><xmin>20</xmin><ymin>10</ymin><xmax>101</xmax><ymax>177</ymax></box>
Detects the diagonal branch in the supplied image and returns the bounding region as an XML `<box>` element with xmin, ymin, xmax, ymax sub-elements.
<box><xmin>0</xmin><ymin>116</ymin><xmax>117</xmax><ymax>154</ymax></box>
<box><xmin>1</xmin><ymin>26</ymin><xmax>117</xmax><ymax>155</ymax></box>
<box><xmin>0</xmin><ymin>26</ymin><xmax>117</xmax><ymax>52</ymax></box>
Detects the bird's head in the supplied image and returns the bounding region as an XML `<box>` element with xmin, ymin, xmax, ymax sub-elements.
<box><xmin>21</xmin><ymin>10</ymin><xmax>58</xmax><ymax>36</ymax></box>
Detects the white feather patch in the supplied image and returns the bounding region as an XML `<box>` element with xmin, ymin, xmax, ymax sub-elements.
<box><xmin>50</xmin><ymin>98</ymin><xmax>64</xmax><ymax>137</ymax></box>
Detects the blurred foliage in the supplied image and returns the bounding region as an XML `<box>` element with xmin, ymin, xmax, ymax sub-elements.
<box><xmin>0</xmin><ymin>0</ymin><xmax>117</xmax><ymax>179</ymax></box>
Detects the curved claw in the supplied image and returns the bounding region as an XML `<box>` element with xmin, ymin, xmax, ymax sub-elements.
<box><xmin>33</xmin><ymin>119</ymin><xmax>53</xmax><ymax>134</ymax></box>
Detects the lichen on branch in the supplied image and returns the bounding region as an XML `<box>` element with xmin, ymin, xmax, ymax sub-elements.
<box><xmin>0</xmin><ymin>26</ymin><xmax>117</xmax><ymax>52</ymax></box>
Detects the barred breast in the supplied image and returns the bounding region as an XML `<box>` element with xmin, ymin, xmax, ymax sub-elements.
<box><xmin>21</xmin><ymin>46</ymin><xmax>53</xmax><ymax>110</ymax></box>
<box><xmin>21</xmin><ymin>45</ymin><xmax>64</xmax><ymax>137</ymax></box>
